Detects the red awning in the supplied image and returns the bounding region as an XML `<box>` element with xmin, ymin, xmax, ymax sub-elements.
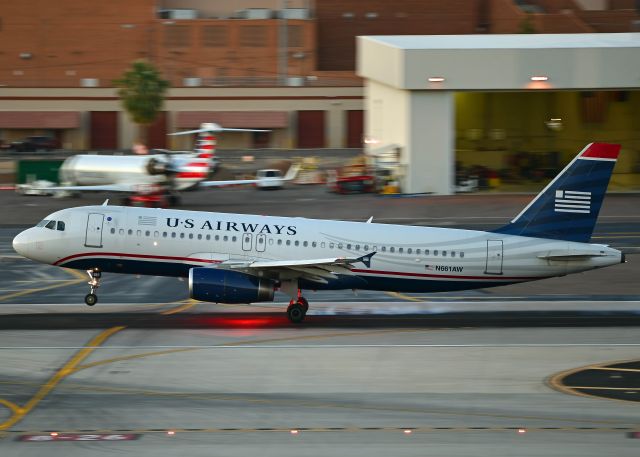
<box><xmin>176</xmin><ymin>111</ymin><xmax>288</xmax><ymax>129</ymax></box>
<box><xmin>0</xmin><ymin>111</ymin><xmax>81</xmax><ymax>129</ymax></box>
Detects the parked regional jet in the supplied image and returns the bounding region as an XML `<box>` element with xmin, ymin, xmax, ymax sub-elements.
<box><xmin>23</xmin><ymin>123</ymin><xmax>297</xmax><ymax>206</ymax></box>
<box><xmin>13</xmin><ymin>143</ymin><xmax>625</xmax><ymax>323</ymax></box>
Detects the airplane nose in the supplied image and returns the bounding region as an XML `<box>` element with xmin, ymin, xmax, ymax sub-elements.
<box><xmin>12</xmin><ymin>230</ymin><xmax>30</xmax><ymax>258</ymax></box>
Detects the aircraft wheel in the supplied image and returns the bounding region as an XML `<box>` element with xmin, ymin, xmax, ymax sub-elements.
<box><xmin>287</xmin><ymin>303</ymin><xmax>305</xmax><ymax>324</ymax></box>
<box><xmin>297</xmin><ymin>296</ymin><xmax>309</xmax><ymax>313</ymax></box>
<box><xmin>85</xmin><ymin>293</ymin><xmax>98</xmax><ymax>306</ymax></box>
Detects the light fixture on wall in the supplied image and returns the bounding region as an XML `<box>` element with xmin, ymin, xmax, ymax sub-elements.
<box><xmin>530</xmin><ymin>75</ymin><xmax>549</xmax><ymax>82</ymax></box>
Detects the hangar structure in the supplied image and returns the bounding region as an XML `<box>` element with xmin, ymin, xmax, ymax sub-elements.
<box><xmin>357</xmin><ymin>33</ymin><xmax>640</xmax><ymax>194</ymax></box>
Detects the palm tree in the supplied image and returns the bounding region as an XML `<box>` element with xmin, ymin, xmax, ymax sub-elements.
<box><xmin>113</xmin><ymin>60</ymin><xmax>170</xmax><ymax>146</ymax></box>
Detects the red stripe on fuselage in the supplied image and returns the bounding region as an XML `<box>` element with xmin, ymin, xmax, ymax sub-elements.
<box><xmin>54</xmin><ymin>252</ymin><xmax>221</xmax><ymax>266</ymax></box>
<box><xmin>54</xmin><ymin>253</ymin><xmax>543</xmax><ymax>281</ymax></box>
<box><xmin>350</xmin><ymin>268</ymin><xmax>543</xmax><ymax>281</ymax></box>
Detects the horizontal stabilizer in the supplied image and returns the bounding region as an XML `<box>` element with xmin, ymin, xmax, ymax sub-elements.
<box><xmin>537</xmin><ymin>250</ymin><xmax>608</xmax><ymax>260</ymax></box>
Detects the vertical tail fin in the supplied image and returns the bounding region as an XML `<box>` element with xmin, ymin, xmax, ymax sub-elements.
<box><xmin>493</xmin><ymin>143</ymin><xmax>620</xmax><ymax>242</ymax></box>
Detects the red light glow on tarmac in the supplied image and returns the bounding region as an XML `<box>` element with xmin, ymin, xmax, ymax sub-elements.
<box><xmin>193</xmin><ymin>315</ymin><xmax>288</xmax><ymax>330</ymax></box>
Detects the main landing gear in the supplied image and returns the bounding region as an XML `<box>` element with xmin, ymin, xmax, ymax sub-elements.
<box><xmin>84</xmin><ymin>268</ymin><xmax>101</xmax><ymax>306</ymax></box>
<box><xmin>286</xmin><ymin>294</ymin><xmax>309</xmax><ymax>324</ymax></box>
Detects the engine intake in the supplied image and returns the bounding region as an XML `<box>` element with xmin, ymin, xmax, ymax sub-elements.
<box><xmin>189</xmin><ymin>268</ymin><xmax>275</xmax><ymax>304</ymax></box>
<box><xmin>146</xmin><ymin>157</ymin><xmax>169</xmax><ymax>176</ymax></box>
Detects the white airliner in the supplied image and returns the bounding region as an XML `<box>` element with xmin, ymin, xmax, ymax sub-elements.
<box><xmin>12</xmin><ymin>143</ymin><xmax>625</xmax><ymax>323</ymax></box>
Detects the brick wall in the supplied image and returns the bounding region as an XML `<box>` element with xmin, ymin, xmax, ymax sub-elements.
<box><xmin>316</xmin><ymin>0</ymin><xmax>483</xmax><ymax>71</ymax></box>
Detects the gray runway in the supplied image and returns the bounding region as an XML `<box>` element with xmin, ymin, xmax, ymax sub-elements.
<box><xmin>0</xmin><ymin>189</ymin><xmax>639</xmax><ymax>456</ymax></box>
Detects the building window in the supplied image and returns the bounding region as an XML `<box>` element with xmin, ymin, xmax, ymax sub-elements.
<box><xmin>202</xmin><ymin>25</ymin><xmax>228</xmax><ymax>47</ymax></box>
<box><xmin>240</xmin><ymin>25</ymin><xmax>267</xmax><ymax>47</ymax></box>
<box><xmin>288</xmin><ymin>25</ymin><xmax>303</xmax><ymax>47</ymax></box>
<box><xmin>164</xmin><ymin>25</ymin><xmax>190</xmax><ymax>47</ymax></box>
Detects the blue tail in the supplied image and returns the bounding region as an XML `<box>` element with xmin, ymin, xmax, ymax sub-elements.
<box><xmin>493</xmin><ymin>143</ymin><xmax>620</xmax><ymax>243</ymax></box>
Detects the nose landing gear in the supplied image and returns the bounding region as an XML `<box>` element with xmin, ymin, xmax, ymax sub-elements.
<box><xmin>84</xmin><ymin>269</ymin><xmax>101</xmax><ymax>306</ymax></box>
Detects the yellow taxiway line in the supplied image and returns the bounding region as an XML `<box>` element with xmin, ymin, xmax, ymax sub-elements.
<box><xmin>0</xmin><ymin>268</ymin><xmax>86</xmax><ymax>303</ymax></box>
<box><xmin>0</xmin><ymin>299</ymin><xmax>195</xmax><ymax>432</ymax></box>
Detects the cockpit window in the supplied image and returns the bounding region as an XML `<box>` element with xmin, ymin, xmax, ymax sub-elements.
<box><xmin>45</xmin><ymin>220</ymin><xmax>56</xmax><ymax>230</ymax></box>
<box><xmin>57</xmin><ymin>221</ymin><xmax>65</xmax><ymax>231</ymax></box>
<box><xmin>36</xmin><ymin>220</ymin><xmax>49</xmax><ymax>227</ymax></box>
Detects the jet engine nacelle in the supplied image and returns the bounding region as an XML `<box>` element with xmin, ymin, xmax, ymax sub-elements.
<box><xmin>189</xmin><ymin>268</ymin><xmax>275</xmax><ymax>304</ymax></box>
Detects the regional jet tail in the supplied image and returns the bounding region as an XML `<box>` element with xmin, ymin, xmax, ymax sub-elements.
<box><xmin>12</xmin><ymin>143</ymin><xmax>624</xmax><ymax>323</ymax></box>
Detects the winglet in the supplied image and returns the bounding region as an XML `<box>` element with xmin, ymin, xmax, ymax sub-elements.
<box><xmin>357</xmin><ymin>251</ymin><xmax>376</xmax><ymax>268</ymax></box>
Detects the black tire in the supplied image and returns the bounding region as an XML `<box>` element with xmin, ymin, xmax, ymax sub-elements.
<box><xmin>287</xmin><ymin>303</ymin><xmax>305</xmax><ymax>323</ymax></box>
<box><xmin>85</xmin><ymin>293</ymin><xmax>98</xmax><ymax>306</ymax></box>
<box><xmin>297</xmin><ymin>297</ymin><xmax>309</xmax><ymax>313</ymax></box>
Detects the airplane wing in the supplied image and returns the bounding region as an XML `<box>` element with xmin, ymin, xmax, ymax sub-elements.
<box><xmin>198</xmin><ymin>178</ymin><xmax>262</xmax><ymax>188</ymax></box>
<box><xmin>21</xmin><ymin>183</ymin><xmax>143</xmax><ymax>193</ymax></box>
<box><xmin>218</xmin><ymin>252</ymin><xmax>376</xmax><ymax>284</ymax></box>
<box><xmin>199</xmin><ymin>164</ymin><xmax>301</xmax><ymax>188</ymax></box>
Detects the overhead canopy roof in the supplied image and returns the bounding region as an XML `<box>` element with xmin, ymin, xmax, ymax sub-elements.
<box><xmin>177</xmin><ymin>111</ymin><xmax>288</xmax><ymax>129</ymax></box>
<box><xmin>357</xmin><ymin>33</ymin><xmax>640</xmax><ymax>91</ymax></box>
<box><xmin>0</xmin><ymin>111</ymin><xmax>80</xmax><ymax>128</ymax></box>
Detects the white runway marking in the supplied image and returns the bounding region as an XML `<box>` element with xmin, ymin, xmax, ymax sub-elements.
<box><xmin>1</xmin><ymin>343</ymin><xmax>640</xmax><ymax>350</ymax></box>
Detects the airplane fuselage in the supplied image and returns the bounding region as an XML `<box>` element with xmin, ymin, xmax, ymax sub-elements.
<box><xmin>13</xmin><ymin>205</ymin><xmax>623</xmax><ymax>293</ymax></box>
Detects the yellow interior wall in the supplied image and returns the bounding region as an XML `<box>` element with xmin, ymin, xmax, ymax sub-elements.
<box><xmin>455</xmin><ymin>90</ymin><xmax>640</xmax><ymax>184</ymax></box>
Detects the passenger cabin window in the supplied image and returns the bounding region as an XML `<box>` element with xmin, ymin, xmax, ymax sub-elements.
<box><xmin>56</xmin><ymin>221</ymin><xmax>65</xmax><ymax>231</ymax></box>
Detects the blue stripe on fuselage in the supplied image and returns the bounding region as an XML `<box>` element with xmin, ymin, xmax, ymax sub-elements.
<box><xmin>61</xmin><ymin>258</ymin><xmax>522</xmax><ymax>293</ymax></box>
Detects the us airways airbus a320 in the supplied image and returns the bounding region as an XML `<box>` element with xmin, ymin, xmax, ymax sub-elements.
<box><xmin>13</xmin><ymin>143</ymin><xmax>625</xmax><ymax>323</ymax></box>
